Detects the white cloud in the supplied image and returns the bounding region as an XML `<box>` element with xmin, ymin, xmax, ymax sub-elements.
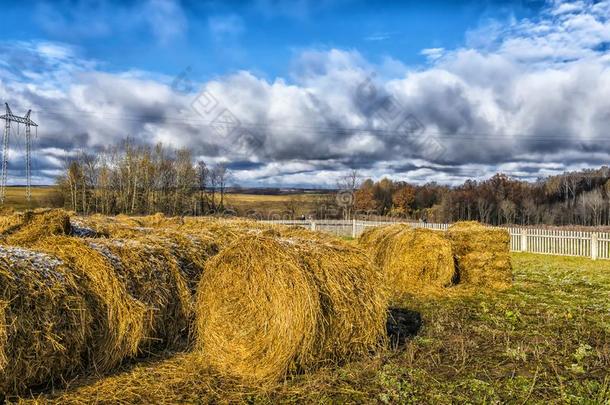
<box><xmin>144</xmin><ymin>0</ymin><xmax>188</xmax><ymax>44</ymax></box>
<box><xmin>3</xmin><ymin>0</ymin><xmax>610</xmax><ymax>187</ymax></box>
<box><xmin>421</xmin><ymin>48</ymin><xmax>445</xmax><ymax>62</ymax></box>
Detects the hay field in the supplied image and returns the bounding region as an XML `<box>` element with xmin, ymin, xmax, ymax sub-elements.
<box><xmin>1</xmin><ymin>213</ymin><xmax>609</xmax><ymax>403</ymax></box>
<box><xmin>10</xmin><ymin>253</ymin><xmax>610</xmax><ymax>403</ymax></box>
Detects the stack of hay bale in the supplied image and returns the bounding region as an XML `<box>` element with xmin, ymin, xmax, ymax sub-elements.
<box><xmin>0</xmin><ymin>209</ymin><xmax>391</xmax><ymax>397</ymax></box>
<box><xmin>0</xmin><ymin>211</ymin><xmax>218</xmax><ymax>398</ymax></box>
<box><xmin>358</xmin><ymin>221</ymin><xmax>513</xmax><ymax>298</ymax></box>
<box><xmin>359</xmin><ymin>224</ymin><xmax>456</xmax><ymax>299</ymax></box>
<box><xmin>447</xmin><ymin>221</ymin><xmax>513</xmax><ymax>289</ymax></box>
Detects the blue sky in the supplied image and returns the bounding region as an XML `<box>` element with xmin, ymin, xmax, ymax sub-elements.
<box><xmin>6</xmin><ymin>1</ymin><xmax>545</xmax><ymax>81</ymax></box>
<box><xmin>1</xmin><ymin>0</ymin><xmax>609</xmax><ymax>187</ymax></box>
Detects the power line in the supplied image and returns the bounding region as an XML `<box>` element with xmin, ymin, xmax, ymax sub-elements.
<box><xmin>13</xmin><ymin>105</ymin><xmax>609</xmax><ymax>142</ymax></box>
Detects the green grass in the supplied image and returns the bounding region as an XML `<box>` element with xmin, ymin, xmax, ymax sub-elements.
<box><xmin>370</xmin><ymin>253</ymin><xmax>610</xmax><ymax>403</ymax></box>
<box><xmin>19</xmin><ymin>253</ymin><xmax>610</xmax><ymax>404</ymax></box>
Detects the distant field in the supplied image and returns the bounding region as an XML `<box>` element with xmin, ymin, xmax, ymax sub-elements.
<box><xmin>0</xmin><ymin>189</ymin><xmax>329</xmax><ymax>215</ymax></box>
<box><xmin>224</xmin><ymin>193</ymin><xmax>328</xmax><ymax>217</ymax></box>
<box><xmin>0</xmin><ymin>186</ymin><xmax>58</xmax><ymax>211</ymax></box>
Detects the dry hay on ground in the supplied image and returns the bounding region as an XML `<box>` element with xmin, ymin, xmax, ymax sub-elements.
<box><xmin>16</xmin><ymin>353</ymin><xmax>241</xmax><ymax>405</ymax></box>
<box><xmin>359</xmin><ymin>225</ymin><xmax>456</xmax><ymax>298</ymax></box>
<box><xmin>195</xmin><ymin>235</ymin><xmax>387</xmax><ymax>385</ymax></box>
<box><xmin>446</xmin><ymin>221</ymin><xmax>512</xmax><ymax>289</ymax></box>
<box><xmin>0</xmin><ymin>210</ymin><xmax>21</xmax><ymax>234</ymax></box>
<box><xmin>86</xmin><ymin>238</ymin><xmax>192</xmax><ymax>350</ymax></box>
<box><xmin>0</xmin><ymin>246</ymin><xmax>91</xmax><ymax>397</ymax></box>
<box><xmin>131</xmin><ymin>213</ymin><xmax>185</xmax><ymax>228</ymax></box>
<box><xmin>30</xmin><ymin>236</ymin><xmax>147</xmax><ymax>372</ymax></box>
<box><xmin>0</xmin><ymin>210</ymin><xmax>71</xmax><ymax>246</ymax></box>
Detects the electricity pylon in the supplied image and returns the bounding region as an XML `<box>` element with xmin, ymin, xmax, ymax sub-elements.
<box><xmin>0</xmin><ymin>103</ymin><xmax>38</xmax><ymax>204</ymax></box>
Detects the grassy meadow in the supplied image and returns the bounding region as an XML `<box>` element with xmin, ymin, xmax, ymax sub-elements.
<box><xmin>21</xmin><ymin>253</ymin><xmax>610</xmax><ymax>404</ymax></box>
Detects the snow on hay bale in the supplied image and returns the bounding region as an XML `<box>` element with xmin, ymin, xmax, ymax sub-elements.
<box><xmin>70</xmin><ymin>214</ymin><xmax>143</xmax><ymax>237</ymax></box>
<box><xmin>0</xmin><ymin>246</ymin><xmax>91</xmax><ymax>396</ymax></box>
<box><xmin>446</xmin><ymin>221</ymin><xmax>512</xmax><ymax>289</ymax></box>
<box><xmin>194</xmin><ymin>235</ymin><xmax>387</xmax><ymax>385</ymax></box>
<box><xmin>138</xmin><ymin>231</ymin><xmax>219</xmax><ymax>293</ymax></box>
<box><xmin>71</xmin><ymin>216</ymin><xmax>219</xmax><ymax>293</ymax></box>
<box><xmin>359</xmin><ymin>224</ymin><xmax>456</xmax><ymax>298</ymax></box>
<box><xmin>85</xmin><ymin>237</ymin><xmax>193</xmax><ymax>350</ymax></box>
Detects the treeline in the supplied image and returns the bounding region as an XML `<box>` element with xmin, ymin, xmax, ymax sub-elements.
<box><xmin>352</xmin><ymin>168</ymin><xmax>610</xmax><ymax>226</ymax></box>
<box><xmin>55</xmin><ymin>139</ymin><xmax>610</xmax><ymax>226</ymax></box>
<box><xmin>56</xmin><ymin>141</ymin><xmax>231</xmax><ymax>216</ymax></box>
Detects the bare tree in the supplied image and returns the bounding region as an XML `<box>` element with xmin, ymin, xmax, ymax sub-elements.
<box><xmin>213</xmin><ymin>163</ymin><xmax>230</xmax><ymax>210</ymax></box>
<box><xmin>522</xmin><ymin>197</ymin><xmax>538</xmax><ymax>225</ymax></box>
<box><xmin>196</xmin><ymin>161</ymin><xmax>209</xmax><ymax>214</ymax></box>
<box><xmin>337</xmin><ymin>169</ymin><xmax>360</xmax><ymax>219</ymax></box>
<box><xmin>580</xmin><ymin>189</ymin><xmax>604</xmax><ymax>226</ymax></box>
<box><xmin>476</xmin><ymin>197</ymin><xmax>492</xmax><ymax>223</ymax></box>
<box><xmin>499</xmin><ymin>199</ymin><xmax>516</xmax><ymax>224</ymax></box>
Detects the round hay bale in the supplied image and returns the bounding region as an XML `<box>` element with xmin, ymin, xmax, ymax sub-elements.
<box><xmin>195</xmin><ymin>235</ymin><xmax>387</xmax><ymax>384</ymax></box>
<box><xmin>287</xmin><ymin>235</ymin><xmax>388</xmax><ymax>361</ymax></box>
<box><xmin>0</xmin><ymin>245</ymin><xmax>91</xmax><ymax>396</ymax></box>
<box><xmin>359</xmin><ymin>224</ymin><xmax>408</xmax><ymax>260</ymax></box>
<box><xmin>1</xmin><ymin>209</ymin><xmax>71</xmax><ymax>246</ymax></box>
<box><xmin>70</xmin><ymin>217</ymin><xmax>219</xmax><ymax>293</ymax></box>
<box><xmin>86</xmin><ymin>238</ymin><xmax>192</xmax><ymax>350</ymax></box>
<box><xmin>180</xmin><ymin>218</ymin><xmax>266</xmax><ymax>249</ymax></box>
<box><xmin>359</xmin><ymin>225</ymin><xmax>456</xmax><ymax>298</ymax></box>
<box><xmin>0</xmin><ymin>299</ymin><xmax>9</xmax><ymax>389</ymax></box>
<box><xmin>143</xmin><ymin>231</ymin><xmax>219</xmax><ymax>292</ymax></box>
<box><xmin>447</xmin><ymin>221</ymin><xmax>512</xmax><ymax>289</ymax></box>
<box><xmin>196</xmin><ymin>236</ymin><xmax>319</xmax><ymax>384</ymax></box>
<box><xmin>31</xmin><ymin>236</ymin><xmax>147</xmax><ymax>371</ymax></box>
<box><xmin>73</xmin><ymin>215</ymin><xmax>144</xmax><ymax>239</ymax></box>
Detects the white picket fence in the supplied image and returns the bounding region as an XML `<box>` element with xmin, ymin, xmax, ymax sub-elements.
<box><xmin>262</xmin><ymin>219</ymin><xmax>610</xmax><ymax>261</ymax></box>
